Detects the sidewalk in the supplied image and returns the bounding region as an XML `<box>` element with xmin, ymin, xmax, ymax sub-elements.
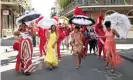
<box><xmin>117</xmin><ymin>44</ymin><xmax>133</xmax><ymax>62</ymax></box>
<box><xmin>2</xmin><ymin>36</ymin><xmax>13</xmax><ymax>40</ymax></box>
<box><xmin>0</xmin><ymin>46</ymin><xmax>14</xmax><ymax>60</ymax></box>
<box><xmin>119</xmin><ymin>48</ymin><xmax>133</xmax><ymax>62</ymax></box>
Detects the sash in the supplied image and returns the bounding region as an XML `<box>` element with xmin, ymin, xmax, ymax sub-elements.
<box><xmin>99</xmin><ymin>38</ymin><xmax>104</xmax><ymax>44</ymax></box>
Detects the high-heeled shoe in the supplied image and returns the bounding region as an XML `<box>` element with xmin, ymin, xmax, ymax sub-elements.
<box><xmin>76</xmin><ymin>65</ymin><xmax>80</xmax><ymax>69</ymax></box>
<box><xmin>105</xmin><ymin>66</ymin><xmax>109</xmax><ymax>70</ymax></box>
<box><xmin>49</xmin><ymin>66</ymin><xmax>53</xmax><ymax>70</ymax></box>
<box><xmin>111</xmin><ymin>70</ymin><xmax>115</xmax><ymax>73</ymax></box>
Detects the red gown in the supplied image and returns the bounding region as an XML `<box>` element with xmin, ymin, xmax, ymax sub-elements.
<box><xmin>37</xmin><ymin>27</ymin><xmax>47</xmax><ymax>56</ymax></box>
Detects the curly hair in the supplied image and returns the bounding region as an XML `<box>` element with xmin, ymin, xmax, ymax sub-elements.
<box><xmin>13</xmin><ymin>31</ymin><xmax>20</xmax><ymax>36</ymax></box>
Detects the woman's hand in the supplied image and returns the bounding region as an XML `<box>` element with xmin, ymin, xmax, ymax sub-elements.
<box><xmin>83</xmin><ymin>45</ymin><xmax>85</xmax><ymax>49</ymax></box>
<box><xmin>52</xmin><ymin>44</ymin><xmax>56</xmax><ymax>48</ymax></box>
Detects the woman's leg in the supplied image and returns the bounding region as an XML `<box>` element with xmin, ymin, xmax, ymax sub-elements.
<box><xmin>105</xmin><ymin>53</ymin><xmax>109</xmax><ymax>70</ymax></box>
<box><xmin>105</xmin><ymin>52</ymin><xmax>113</xmax><ymax>70</ymax></box>
<box><xmin>78</xmin><ymin>53</ymin><xmax>81</xmax><ymax>65</ymax></box>
<box><xmin>109</xmin><ymin>53</ymin><xmax>115</xmax><ymax>72</ymax></box>
<box><xmin>89</xmin><ymin>43</ymin><xmax>93</xmax><ymax>54</ymax></box>
<box><xmin>85</xmin><ymin>40</ymin><xmax>88</xmax><ymax>55</ymax></box>
<box><xmin>75</xmin><ymin>53</ymin><xmax>80</xmax><ymax>69</ymax></box>
<box><xmin>39</xmin><ymin>43</ymin><xmax>43</xmax><ymax>56</ymax></box>
<box><xmin>93</xmin><ymin>42</ymin><xmax>96</xmax><ymax>54</ymax></box>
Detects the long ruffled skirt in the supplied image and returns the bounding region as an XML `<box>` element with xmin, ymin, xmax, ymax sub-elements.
<box><xmin>44</xmin><ymin>45</ymin><xmax>58</xmax><ymax>67</ymax></box>
<box><xmin>104</xmin><ymin>40</ymin><xmax>123</xmax><ymax>67</ymax></box>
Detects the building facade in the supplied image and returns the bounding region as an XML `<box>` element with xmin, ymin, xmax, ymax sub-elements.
<box><xmin>0</xmin><ymin>0</ymin><xmax>31</xmax><ymax>38</ymax></box>
<box><xmin>59</xmin><ymin>0</ymin><xmax>133</xmax><ymax>38</ymax></box>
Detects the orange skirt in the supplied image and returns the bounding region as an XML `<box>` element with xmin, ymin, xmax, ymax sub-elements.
<box><xmin>104</xmin><ymin>40</ymin><xmax>123</xmax><ymax>67</ymax></box>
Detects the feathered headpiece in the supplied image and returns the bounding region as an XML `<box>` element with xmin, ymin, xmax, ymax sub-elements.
<box><xmin>96</xmin><ymin>15</ymin><xmax>104</xmax><ymax>25</ymax></box>
<box><xmin>73</xmin><ymin>7</ymin><xmax>87</xmax><ymax>16</ymax></box>
<box><xmin>95</xmin><ymin>15</ymin><xmax>104</xmax><ymax>28</ymax></box>
<box><xmin>73</xmin><ymin>7</ymin><xmax>84</xmax><ymax>16</ymax></box>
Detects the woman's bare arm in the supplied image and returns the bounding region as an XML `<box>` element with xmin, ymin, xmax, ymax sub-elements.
<box><xmin>113</xmin><ymin>29</ymin><xmax>120</xmax><ymax>38</ymax></box>
<box><xmin>46</xmin><ymin>30</ymin><xmax>50</xmax><ymax>40</ymax></box>
<box><xmin>52</xmin><ymin>31</ymin><xmax>59</xmax><ymax>48</ymax></box>
<box><xmin>45</xmin><ymin>30</ymin><xmax>50</xmax><ymax>46</ymax></box>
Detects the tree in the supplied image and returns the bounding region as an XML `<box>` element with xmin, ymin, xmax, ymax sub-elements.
<box><xmin>58</xmin><ymin>0</ymin><xmax>72</xmax><ymax>9</ymax></box>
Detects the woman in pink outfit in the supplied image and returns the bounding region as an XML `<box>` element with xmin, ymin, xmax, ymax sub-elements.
<box><xmin>103</xmin><ymin>21</ymin><xmax>123</xmax><ymax>73</ymax></box>
<box><xmin>71</xmin><ymin>26</ymin><xmax>84</xmax><ymax>69</ymax></box>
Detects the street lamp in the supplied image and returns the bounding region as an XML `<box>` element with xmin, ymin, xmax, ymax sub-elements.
<box><xmin>51</xmin><ymin>7</ymin><xmax>56</xmax><ymax>18</ymax></box>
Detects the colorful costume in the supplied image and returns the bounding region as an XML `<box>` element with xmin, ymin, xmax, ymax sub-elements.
<box><xmin>104</xmin><ymin>29</ymin><xmax>123</xmax><ymax>67</ymax></box>
<box><xmin>13</xmin><ymin>38</ymin><xmax>35</xmax><ymax>73</ymax></box>
<box><xmin>94</xmin><ymin>16</ymin><xmax>106</xmax><ymax>59</ymax></box>
<box><xmin>37</xmin><ymin>27</ymin><xmax>47</xmax><ymax>56</ymax></box>
<box><xmin>57</xmin><ymin>26</ymin><xmax>65</xmax><ymax>58</ymax></box>
<box><xmin>72</xmin><ymin>32</ymin><xmax>83</xmax><ymax>54</ymax></box>
<box><xmin>44</xmin><ymin>32</ymin><xmax>58</xmax><ymax>67</ymax></box>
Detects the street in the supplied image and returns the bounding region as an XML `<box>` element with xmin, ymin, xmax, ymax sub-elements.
<box><xmin>1</xmin><ymin>45</ymin><xmax>133</xmax><ymax>80</ymax></box>
<box><xmin>1</xmin><ymin>0</ymin><xmax>133</xmax><ymax>80</ymax></box>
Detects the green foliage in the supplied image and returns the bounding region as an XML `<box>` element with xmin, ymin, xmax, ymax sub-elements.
<box><xmin>58</xmin><ymin>0</ymin><xmax>72</xmax><ymax>8</ymax></box>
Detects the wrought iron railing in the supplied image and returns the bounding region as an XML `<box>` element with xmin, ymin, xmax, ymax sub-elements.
<box><xmin>59</xmin><ymin>0</ymin><xmax>133</xmax><ymax>16</ymax></box>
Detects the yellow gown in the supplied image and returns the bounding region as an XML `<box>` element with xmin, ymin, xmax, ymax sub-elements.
<box><xmin>44</xmin><ymin>32</ymin><xmax>58</xmax><ymax>67</ymax></box>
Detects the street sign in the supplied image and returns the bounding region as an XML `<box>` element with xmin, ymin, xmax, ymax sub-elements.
<box><xmin>3</xmin><ymin>10</ymin><xmax>10</xmax><ymax>15</ymax></box>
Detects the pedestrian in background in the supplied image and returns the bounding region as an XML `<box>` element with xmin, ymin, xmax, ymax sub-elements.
<box><xmin>89</xmin><ymin>28</ymin><xmax>97</xmax><ymax>55</ymax></box>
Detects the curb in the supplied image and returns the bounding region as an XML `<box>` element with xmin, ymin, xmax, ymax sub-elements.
<box><xmin>116</xmin><ymin>39</ymin><xmax>133</xmax><ymax>44</ymax></box>
<box><xmin>120</xmin><ymin>54</ymin><xmax>133</xmax><ymax>63</ymax></box>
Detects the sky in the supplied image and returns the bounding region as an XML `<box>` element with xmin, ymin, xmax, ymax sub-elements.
<box><xmin>31</xmin><ymin>0</ymin><xmax>55</xmax><ymax>17</ymax></box>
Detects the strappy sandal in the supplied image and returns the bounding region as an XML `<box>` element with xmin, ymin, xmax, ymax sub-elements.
<box><xmin>111</xmin><ymin>70</ymin><xmax>115</xmax><ymax>73</ymax></box>
<box><xmin>105</xmin><ymin>66</ymin><xmax>109</xmax><ymax>70</ymax></box>
<box><xmin>76</xmin><ymin>66</ymin><xmax>80</xmax><ymax>69</ymax></box>
<box><xmin>49</xmin><ymin>66</ymin><xmax>53</xmax><ymax>70</ymax></box>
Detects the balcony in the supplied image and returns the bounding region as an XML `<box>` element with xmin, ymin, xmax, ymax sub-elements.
<box><xmin>59</xmin><ymin>0</ymin><xmax>133</xmax><ymax>16</ymax></box>
<box><xmin>1</xmin><ymin>0</ymin><xmax>20</xmax><ymax>5</ymax></box>
<box><xmin>1</xmin><ymin>0</ymin><xmax>29</xmax><ymax>10</ymax></box>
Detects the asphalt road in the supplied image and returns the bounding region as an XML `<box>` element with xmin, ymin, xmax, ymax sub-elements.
<box><xmin>1</xmin><ymin>38</ymin><xmax>133</xmax><ymax>80</ymax></box>
<box><xmin>1</xmin><ymin>50</ymin><xmax>133</xmax><ymax>80</ymax></box>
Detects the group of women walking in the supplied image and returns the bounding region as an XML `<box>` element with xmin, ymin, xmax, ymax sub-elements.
<box><xmin>12</xmin><ymin>15</ymin><xmax>123</xmax><ymax>76</ymax></box>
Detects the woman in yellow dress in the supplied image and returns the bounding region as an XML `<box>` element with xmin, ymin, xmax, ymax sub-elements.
<box><xmin>44</xmin><ymin>25</ymin><xmax>58</xmax><ymax>70</ymax></box>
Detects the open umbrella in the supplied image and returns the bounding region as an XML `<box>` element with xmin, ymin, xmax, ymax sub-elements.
<box><xmin>16</xmin><ymin>11</ymin><xmax>41</xmax><ymax>25</ymax></box>
<box><xmin>103</xmin><ymin>13</ymin><xmax>131</xmax><ymax>39</ymax></box>
<box><xmin>37</xmin><ymin>17</ymin><xmax>57</xmax><ymax>29</ymax></box>
<box><xmin>69</xmin><ymin>15</ymin><xmax>95</xmax><ymax>26</ymax></box>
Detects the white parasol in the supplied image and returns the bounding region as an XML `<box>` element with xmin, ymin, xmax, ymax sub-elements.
<box><xmin>103</xmin><ymin>13</ymin><xmax>131</xmax><ymax>39</ymax></box>
<box><xmin>37</xmin><ymin>17</ymin><xmax>57</xmax><ymax>29</ymax></box>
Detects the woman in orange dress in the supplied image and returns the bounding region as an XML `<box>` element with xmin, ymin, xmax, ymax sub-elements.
<box><xmin>71</xmin><ymin>26</ymin><xmax>84</xmax><ymax>69</ymax></box>
<box><xmin>103</xmin><ymin>21</ymin><xmax>123</xmax><ymax>73</ymax></box>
